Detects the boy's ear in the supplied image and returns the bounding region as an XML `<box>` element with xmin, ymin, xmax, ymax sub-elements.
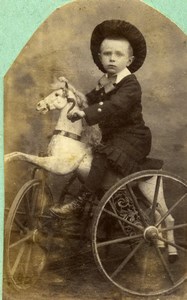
<box><xmin>127</xmin><ymin>56</ymin><xmax>135</xmax><ymax>66</ymax></box>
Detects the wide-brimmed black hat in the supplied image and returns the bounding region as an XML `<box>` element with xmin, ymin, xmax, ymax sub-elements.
<box><xmin>90</xmin><ymin>19</ymin><xmax>146</xmax><ymax>73</ymax></box>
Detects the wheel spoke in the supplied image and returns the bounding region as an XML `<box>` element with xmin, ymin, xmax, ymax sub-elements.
<box><xmin>126</xmin><ymin>184</ymin><xmax>147</xmax><ymax>227</ymax></box>
<box><xmin>103</xmin><ymin>208</ymin><xmax>143</xmax><ymax>232</ymax></box>
<box><xmin>9</xmin><ymin>232</ymin><xmax>33</xmax><ymax>249</ymax></box>
<box><xmin>108</xmin><ymin>199</ymin><xmax>128</xmax><ymax>234</ymax></box>
<box><xmin>150</xmin><ymin>176</ymin><xmax>161</xmax><ymax>224</ymax></box>
<box><xmin>24</xmin><ymin>194</ymin><xmax>33</xmax><ymax>228</ymax></box>
<box><xmin>160</xmin><ymin>223</ymin><xmax>187</xmax><ymax>232</ymax></box>
<box><xmin>14</xmin><ymin>217</ymin><xmax>28</xmax><ymax>232</ymax></box>
<box><xmin>22</xmin><ymin>244</ymin><xmax>33</xmax><ymax>283</ymax></box>
<box><xmin>40</xmin><ymin>183</ymin><xmax>46</xmax><ymax>215</ymax></box>
<box><xmin>97</xmin><ymin>233</ymin><xmax>143</xmax><ymax>248</ymax></box>
<box><xmin>38</xmin><ymin>214</ymin><xmax>52</xmax><ymax>219</ymax></box>
<box><xmin>110</xmin><ymin>239</ymin><xmax>145</xmax><ymax>279</ymax></box>
<box><xmin>30</xmin><ymin>185</ymin><xmax>39</xmax><ymax>217</ymax></box>
<box><xmin>157</xmin><ymin>236</ymin><xmax>187</xmax><ymax>253</ymax></box>
<box><xmin>154</xmin><ymin>242</ymin><xmax>175</xmax><ymax>285</ymax></box>
<box><xmin>25</xmin><ymin>193</ymin><xmax>31</xmax><ymax>212</ymax></box>
<box><xmin>156</xmin><ymin>193</ymin><xmax>187</xmax><ymax>227</ymax></box>
<box><xmin>14</xmin><ymin>210</ymin><xmax>27</xmax><ymax>216</ymax></box>
<box><xmin>10</xmin><ymin>243</ymin><xmax>26</xmax><ymax>276</ymax></box>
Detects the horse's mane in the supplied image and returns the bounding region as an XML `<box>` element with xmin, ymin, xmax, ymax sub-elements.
<box><xmin>51</xmin><ymin>77</ymin><xmax>101</xmax><ymax>147</ymax></box>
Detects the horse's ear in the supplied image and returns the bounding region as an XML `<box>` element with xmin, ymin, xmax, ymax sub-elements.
<box><xmin>51</xmin><ymin>76</ymin><xmax>67</xmax><ymax>90</ymax></box>
<box><xmin>58</xmin><ymin>76</ymin><xmax>68</xmax><ymax>83</ymax></box>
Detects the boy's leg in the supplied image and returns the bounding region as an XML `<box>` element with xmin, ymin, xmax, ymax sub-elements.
<box><xmin>84</xmin><ymin>153</ymin><xmax>108</xmax><ymax>192</ymax></box>
<box><xmin>50</xmin><ymin>153</ymin><xmax>108</xmax><ymax>215</ymax></box>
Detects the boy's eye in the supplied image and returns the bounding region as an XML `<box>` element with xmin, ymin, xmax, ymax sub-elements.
<box><xmin>102</xmin><ymin>51</ymin><xmax>111</xmax><ymax>56</ymax></box>
<box><xmin>55</xmin><ymin>93</ymin><xmax>59</xmax><ymax>97</ymax></box>
<box><xmin>115</xmin><ymin>52</ymin><xmax>124</xmax><ymax>57</ymax></box>
<box><xmin>101</xmin><ymin>51</ymin><xmax>125</xmax><ymax>57</ymax></box>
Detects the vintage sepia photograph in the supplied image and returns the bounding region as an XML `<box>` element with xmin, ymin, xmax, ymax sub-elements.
<box><xmin>3</xmin><ymin>0</ymin><xmax>187</xmax><ymax>299</ymax></box>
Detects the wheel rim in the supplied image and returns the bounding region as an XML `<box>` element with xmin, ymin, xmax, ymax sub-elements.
<box><xmin>5</xmin><ymin>179</ymin><xmax>53</xmax><ymax>290</ymax></box>
<box><xmin>92</xmin><ymin>170</ymin><xmax>187</xmax><ymax>296</ymax></box>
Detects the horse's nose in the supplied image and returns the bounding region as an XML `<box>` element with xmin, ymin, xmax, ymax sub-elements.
<box><xmin>36</xmin><ymin>102</ymin><xmax>41</xmax><ymax>110</ymax></box>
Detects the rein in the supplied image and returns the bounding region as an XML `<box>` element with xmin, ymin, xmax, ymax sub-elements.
<box><xmin>56</xmin><ymin>85</ymin><xmax>81</xmax><ymax>141</ymax></box>
<box><xmin>44</xmin><ymin>84</ymin><xmax>82</xmax><ymax>142</ymax></box>
<box><xmin>63</xmin><ymin>82</ymin><xmax>77</xmax><ymax>117</ymax></box>
<box><xmin>67</xmin><ymin>97</ymin><xmax>76</xmax><ymax>115</ymax></box>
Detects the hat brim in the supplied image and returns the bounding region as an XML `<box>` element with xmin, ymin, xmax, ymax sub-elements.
<box><xmin>90</xmin><ymin>20</ymin><xmax>146</xmax><ymax>73</ymax></box>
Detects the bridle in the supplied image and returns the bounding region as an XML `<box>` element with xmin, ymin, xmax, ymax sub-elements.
<box><xmin>53</xmin><ymin>83</ymin><xmax>81</xmax><ymax>141</ymax></box>
<box><xmin>44</xmin><ymin>84</ymin><xmax>76</xmax><ymax>113</ymax></box>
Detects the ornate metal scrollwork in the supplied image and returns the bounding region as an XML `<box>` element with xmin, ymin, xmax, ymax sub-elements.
<box><xmin>112</xmin><ymin>188</ymin><xmax>141</xmax><ymax>235</ymax></box>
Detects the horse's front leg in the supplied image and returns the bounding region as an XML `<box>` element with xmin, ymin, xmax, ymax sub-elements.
<box><xmin>138</xmin><ymin>175</ymin><xmax>178</xmax><ymax>261</ymax></box>
<box><xmin>5</xmin><ymin>152</ymin><xmax>25</xmax><ymax>163</ymax></box>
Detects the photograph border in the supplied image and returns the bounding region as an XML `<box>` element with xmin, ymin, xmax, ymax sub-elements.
<box><xmin>0</xmin><ymin>1</ymin><xmax>187</xmax><ymax>299</ymax></box>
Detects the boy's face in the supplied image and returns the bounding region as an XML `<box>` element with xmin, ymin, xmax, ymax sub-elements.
<box><xmin>99</xmin><ymin>38</ymin><xmax>134</xmax><ymax>75</ymax></box>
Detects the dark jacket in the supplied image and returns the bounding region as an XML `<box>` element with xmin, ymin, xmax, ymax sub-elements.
<box><xmin>83</xmin><ymin>74</ymin><xmax>153</xmax><ymax>176</ymax></box>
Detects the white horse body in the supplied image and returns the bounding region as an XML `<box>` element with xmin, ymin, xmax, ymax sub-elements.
<box><xmin>47</xmin><ymin>134</ymin><xmax>92</xmax><ymax>176</ymax></box>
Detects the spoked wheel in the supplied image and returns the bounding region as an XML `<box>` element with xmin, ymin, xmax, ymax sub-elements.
<box><xmin>92</xmin><ymin>170</ymin><xmax>187</xmax><ymax>296</ymax></box>
<box><xmin>5</xmin><ymin>178</ymin><xmax>53</xmax><ymax>290</ymax></box>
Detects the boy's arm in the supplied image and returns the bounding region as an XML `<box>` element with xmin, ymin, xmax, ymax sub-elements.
<box><xmin>86</xmin><ymin>89</ymin><xmax>102</xmax><ymax>105</ymax></box>
<box><xmin>83</xmin><ymin>78</ymin><xmax>141</xmax><ymax>126</ymax></box>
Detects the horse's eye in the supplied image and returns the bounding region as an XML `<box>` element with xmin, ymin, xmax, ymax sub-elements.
<box><xmin>55</xmin><ymin>93</ymin><xmax>59</xmax><ymax>97</ymax></box>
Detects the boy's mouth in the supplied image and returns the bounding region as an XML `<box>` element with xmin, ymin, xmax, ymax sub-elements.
<box><xmin>107</xmin><ymin>65</ymin><xmax>116</xmax><ymax>68</ymax></box>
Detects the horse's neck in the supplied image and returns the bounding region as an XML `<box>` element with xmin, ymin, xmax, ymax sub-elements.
<box><xmin>55</xmin><ymin>104</ymin><xmax>83</xmax><ymax>135</ymax></box>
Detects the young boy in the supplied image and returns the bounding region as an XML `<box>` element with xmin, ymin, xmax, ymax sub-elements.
<box><xmin>51</xmin><ymin>19</ymin><xmax>162</xmax><ymax>215</ymax></box>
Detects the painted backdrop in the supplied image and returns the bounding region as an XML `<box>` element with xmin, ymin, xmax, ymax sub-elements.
<box><xmin>1</xmin><ymin>1</ymin><xmax>187</xmax><ymax>299</ymax></box>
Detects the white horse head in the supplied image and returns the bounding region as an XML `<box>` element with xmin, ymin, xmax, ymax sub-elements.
<box><xmin>36</xmin><ymin>77</ymin><xmax>87</xmax><ymax>115</ymax></box>
<box><xmin>36</xmin><ymin>88</ymin><xmax>69</xmax><ymax>114</ymax></box>
<box><xmin>36</xmin><ymin>77</ymin><xmax>101</xmax><ymax>147</ymax></box>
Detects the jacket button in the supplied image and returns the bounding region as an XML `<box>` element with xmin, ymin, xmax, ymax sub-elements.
<box><xmin>99</xmin><ymin>101</ymin><xmax>104</xmax><ymax>105</ymax></box>
<box><xmin>100</xmin><ymin>92</ymin><xmax>104</xmax><ymax>96</ymax></box>
<box><xmin>97</xmin><ymin>108</ymin><xmax>102</xmax><ymax>112</ymax></box>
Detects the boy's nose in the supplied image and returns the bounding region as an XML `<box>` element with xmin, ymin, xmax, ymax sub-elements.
<box><xmin>109</xmin><ymin>54</ymin><xmax>116</xmax><ymax>61</ymax></box>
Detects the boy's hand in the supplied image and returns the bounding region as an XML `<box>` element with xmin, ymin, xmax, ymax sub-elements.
<box><xmin>67</xmin><ymin>109</ymin><xmax>85</xmax><ymax>122</ymax></box>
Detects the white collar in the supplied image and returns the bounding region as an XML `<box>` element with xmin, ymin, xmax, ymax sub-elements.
<box><xmin>106</xmin><ymin>68</ymin><xmax>131</xmax><ymax>84</ymax></box>
<box><xmin>115</xmin><ymin>68</ymin><xmax>131</xmax><ymax>83</ymax></box>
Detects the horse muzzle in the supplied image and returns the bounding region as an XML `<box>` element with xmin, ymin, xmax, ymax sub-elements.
<box><xmin>36</xmin><ymin>102</ymin><xmax>50</xmax><ymax>114</ymax></box>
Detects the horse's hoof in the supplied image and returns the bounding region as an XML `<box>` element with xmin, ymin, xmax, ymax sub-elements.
<box><xmin>168</xmin><ymin>254</ymin><xmax>178</xmax><ymax>263</ymax></box>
